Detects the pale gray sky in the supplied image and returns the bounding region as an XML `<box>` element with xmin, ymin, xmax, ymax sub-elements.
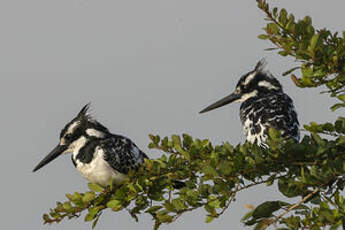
<box><xmin>1</xmin><ymin>0</ymin><xmax>344</xmax><ymax>229</ymax></box>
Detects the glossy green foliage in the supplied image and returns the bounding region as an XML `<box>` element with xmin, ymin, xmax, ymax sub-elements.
<box><xmin>41</xmin><ymin>1</ymin><xmax>345</xmax><ymax>230</ymax></box>
<box><xmin>257</xmin><ymin>0</ymin><xmax>345</xmax><ymax>110</ymax></box>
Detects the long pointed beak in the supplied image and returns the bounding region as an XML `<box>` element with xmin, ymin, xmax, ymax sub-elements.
<box><xmin>33</xmin><ymin>145</ymin><xmax>68</xmax><ymax>172</ymax></box>
<box><xmin>199</xmin><ymin>92</ymin><xmax>241</xmax><ymax>114</ymax></box>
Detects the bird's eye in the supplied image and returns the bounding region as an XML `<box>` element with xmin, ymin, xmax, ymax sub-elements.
<box><xmin>65</xmin><ymin>134</ymin><xmax>73</xmax><ymax>141</ymax></box>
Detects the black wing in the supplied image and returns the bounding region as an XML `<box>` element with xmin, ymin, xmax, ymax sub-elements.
<box><xmin>101</xmin><ymin>135</ymin><xmax>147</xmax><ymax>175</ymax></box>
<box><xmin>261</xmin><ymin>93</ymin><xmax>299</xmax><ymax>141</ymax></box>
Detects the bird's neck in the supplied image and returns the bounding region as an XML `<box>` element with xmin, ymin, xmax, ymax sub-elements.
<box><xmin>72</xmin><ymin>138</ymin><xmax>100</xmax><ymax>165</ymax></box>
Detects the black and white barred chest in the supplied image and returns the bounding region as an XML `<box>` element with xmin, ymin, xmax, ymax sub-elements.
<box><xmin>239</xmin><ymin>92</ymin><xmax>299</xmax><ymax>147</ymax></box>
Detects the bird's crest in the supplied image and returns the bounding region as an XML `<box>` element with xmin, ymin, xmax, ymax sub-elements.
<box><xmin>77</xmin><ymin>103</ymin><xmax>97</xmax><ymax>123</ymax></box>
<box><xmin>78</xmin><ymin>103</ymin><xmax>91</xmax><ymax>118</ymax></box>
<box><xmin>254</xmin><ymin>58</ymin><xmax>267</xmax><ymax>73</ymax></box>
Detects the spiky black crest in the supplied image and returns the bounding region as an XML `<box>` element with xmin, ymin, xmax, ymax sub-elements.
<box><xmin>59</xmin><ymin>103</ymin><xmax>109</xmax><ymax>139</ymax></box>
<box><xmin>254</xmin><ymin>58</ymin><xmax>267</xmax><ymax>72</ymax></box>
<box><xmin>235</xmin><ymin>59</ymin><xmax>283</xmax><ymax>95</ymax></box>
<box><xmin>78</xmin><ymin>103</ymin><xmax>92</xmax><ymax>120</ymax></box>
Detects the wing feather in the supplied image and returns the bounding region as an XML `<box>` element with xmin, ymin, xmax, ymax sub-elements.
<box><xmin>101</xmin><ymin>135</ymin><xmax>147</xmax><ymax>175</ymax></box>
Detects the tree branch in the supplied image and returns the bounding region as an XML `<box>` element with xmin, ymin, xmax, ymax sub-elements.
<box><xmin>267</xmin><ymin>188</ymin><xmax>320</xmax><ymax>228</ymax></box>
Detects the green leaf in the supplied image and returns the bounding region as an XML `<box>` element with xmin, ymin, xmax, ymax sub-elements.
<box><xmin>321</xmin><ymin>122</ymin><xmax>335</xmax><ymax>132</ymax></box>
<box><xmin>204</xmin><ymin>204</ymin><xmax>217</xmax><ymax>216</ymax></box>
<box><xmin>153</xmin><ymin>221</ymin><xmax>162</xmax><ymax>230</ymax></box>
<box><xmin>88</xmin><ymin>183</ymin><xmax>104</xmax><ymax>193</ymax></box>
<box><xmin>172</xmin><ymin>135</ymin><xmax>182</xmax><ymax>147</ymax></box>
<box><xmin>264</xmin><ymin>47</ymin><xmax>279</xmax><ymax>51</ymax></box>
<box><xmin>267</xmin><ymin>23</ymin><xmax>280</xmax><ymax>34</ymax></box>
<box><xmin>278</xmin><ymin>179</ymin><xmax>302</xmax><ymax>198</ymax></box>
<box><xmin>156</xmin><ymin>211</ymin><xmax>173</xmax><ymax>223</ymax></box>
<box><xmin>106</xmin><ymin>200</ymin><xmax>122</xmax><ymax>210</ymax></box>
<box><xmin>311</xmin><ymin>132</ymin><xmax>323</xmax><ymax>145</ymax></box>
<box><xmin>242</xmin><ymin>211</ymin><xmax>254</xmax><ymax>222</ymax></box>
<box><xmin>337</xmin><ymin>94</ymin><xmax>345</xmax><ymax>102</ymax></box>
<box><xmin>72</xmin><ymin>192</ymin><xmax>83</xmax><ymax>200</ymax></box>
<box><xmin>258</xmin><ymin>34</ymin><xmax>269</xmax><ymax>40</ymax></box>
<box><xmin>202</xmin><ymin>165</ymin><xmax>218</xmax><ymax>177</ymax></box>
<box><xmin>272</xmin><ymin>7</ymin><xmax>278</xmax><ymax>17</ymax></box>
<box><xmin>65</xmin><ymin>193</ymin><xmax>73</xmax><ymax>201</ymax></box>
<box><xmin>218</xmin><ymin>161</ymin><xmax>233</xmax><ymax>176</ymax></box>
<box><xmin>172</xmin><ymin>198</ymin><xmax>186</xmax><ymax>211</ymax></box>
<box><xmin>82</xmin><ymin>192</ymin><xmax>96</xmax><ymax>203</ymax></box>
<box><xmin>278</xmin><ymin>51</ymin><xmax>289</xmax><ymax>56</ymax></box>
<box><xmin>208</xmin><ymin>197</ymin><xmax>221</xmax><ymax>209</ymax></box>
<box><xmin>148</xmin><ymin>142</ymin><xmax>156</xmax><ymax>149</ymax></box>
<box><xmin>85</xmin><ymin>207</ymin><xmax>100</xmax><ymax>222</ymax></box>
<box><xmin>252</xmin><ymin>201</ymin><xmax>289</xmax><ymax>219</ymax></box>
<box><xmin>279</xmin><ymin>8</ymin><xmax>288</xmax><ymax>25</ymax></box>
<box><xmin>206</xmin><ymin>215</ymin><xmax>215</xmax><ymax>223</ymax></box>
<box><xmin>164</xmin><ymin>201</ymin><xmax>175</xmax><ymax>212</ymax></box>
<box><xmin>174</xmin><ymin>144</ymin><xmax>191</xmax><ymax>161</ymax></box>
<box><xmin>182</xmin><ymin>133</ymin><xmax>193</xmax><ymax>148</ymax></box>
<box><xmin>43</xmin><ymin>214</ymin><xmax>51</xmax><ymax>223</ymax></box>
<box><xmin>92</xmin><ymin>216</ymin><xmax>100</xmax><ymax>229</ymax></box>
<box><xmin>282</xmin><ymin>67</ymin><xmax>300</xmax><ymax>76</ymax></box>
<box><xmin>301</xmin><ymin>64</ymin><xmax>313</xmax><ymax>77</ymax></box>
<box><xmin>62</xmin><ymin>202</ymin><xmax>72</xmax><ymax>211</ymax></box>
<box><xmin>69</xmin><ymin>192</ymin><xmax>84</xmax><ymax>206</ymax></box>
<box><xmin>309</xmin><ymin>34</ymin><xmax>320</xmax><ymax>51</ymax></box>
<box><xmin>319</xmin><ymin>206</ymin><xmax>335</xmax><ymax>222</ymax></box>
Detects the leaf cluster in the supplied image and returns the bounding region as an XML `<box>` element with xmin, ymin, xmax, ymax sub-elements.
<box><xmin>257</xmin><ymin>0</ymin><xmax>345</xmax><ymax>110</ymax></box>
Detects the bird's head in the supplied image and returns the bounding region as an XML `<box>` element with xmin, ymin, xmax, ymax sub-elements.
<box><xmin>33</xmin><ymin>103</ymin><xmax>109</xmax><ymax>172</ymax></box>
<box><xmin>200</xmin><ymin>59</ymin><xmax>283</xmax><ymax>113</ymax></box>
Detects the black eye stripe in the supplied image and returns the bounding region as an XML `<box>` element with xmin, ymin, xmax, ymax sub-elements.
<box><xmin>63</xmin><ymin>127</ymin><xmax>84</xmax><ymax>143</ymax></box>
<box><xmin>65</xmin><ymin>134</ymin><xmax>79</xmax><ymax>143</ymax></box>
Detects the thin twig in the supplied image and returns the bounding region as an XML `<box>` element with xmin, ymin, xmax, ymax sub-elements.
<box><xmin>270</xmin><ymin>188</ymin><xmax>320</xmax><ymax>227</ymax></box>
<box><xmin>217</xmin><ymin>184</ymin><xmax>240</xmax><ymax>217</ymax></box>
<box><xmin>239</xmin><ymin>174</ymin><xmax>286</xmax><ymax>191</ymax></box>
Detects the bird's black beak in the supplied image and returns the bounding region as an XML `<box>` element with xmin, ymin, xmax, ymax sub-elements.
<box><xmin>33</xmin><ymin>145</ymin><xmax>68</xmax><ymax>172</ymax></box>
<box><xmin>199</xmin><ymin>91</ymin><xmax>241</xmax><ymax>114</ymax></box>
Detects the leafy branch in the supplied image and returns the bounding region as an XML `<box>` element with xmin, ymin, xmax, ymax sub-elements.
<box><xmin>257</xmin><ymin>0</ymin><xmax>345</xmax><ymax>110</ymax></box>
<box><xmin>41</xmin><ymin>117</ymin><xmax>345</xmax><ymax>229</ymax></box>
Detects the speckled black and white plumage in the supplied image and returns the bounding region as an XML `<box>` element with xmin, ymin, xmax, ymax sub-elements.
<box><xmin>239</xmin><ymin>91</ymin><xmax>299</xmax><ymax>147</ymax></box>
<box><xmin>200</xmin><ymin>59</ymin><xmax>300</xmax><ymax>147</ymax></box>
<box><xmin>34</xmin><ymin>104</ymin><xmax>148</xmax><ymax>187</ymax></box>
<box><xmin>101</xmin><ymin>135</ymin><xmax>148</xmax><ymax>174</ymax></box>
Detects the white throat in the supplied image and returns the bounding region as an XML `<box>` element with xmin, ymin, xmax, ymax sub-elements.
<box><xmin>68</xmin><ymin>136</ymin><xmax>88</xmax><ymax>159</ymax></box>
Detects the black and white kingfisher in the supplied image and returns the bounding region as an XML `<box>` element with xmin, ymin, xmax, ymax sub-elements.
<box><xmin>200</xmin><ymin>59</ymin><xmax>300</xmax><ymax>147</ymax></box>
<box><xmin>33</xmin><ymin>104</ymin><xmax>148</xmax><ymax>187</ymax></box>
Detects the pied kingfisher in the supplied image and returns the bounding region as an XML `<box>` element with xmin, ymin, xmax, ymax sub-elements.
<box><xmin>200</xmin><ymin>59</ymin><xmax>299</xmax><ymax>147</ymax></box>
<box><xmin>33</xmin><ymin>104</ymin><xmax>148</xmax><ymax>187</ymax></box>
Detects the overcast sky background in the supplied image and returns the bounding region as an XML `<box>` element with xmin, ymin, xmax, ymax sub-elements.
<box><xmin>1</xmin><ymin>0</ymin><xmax>344</xmax><ymax>229</ymax></box>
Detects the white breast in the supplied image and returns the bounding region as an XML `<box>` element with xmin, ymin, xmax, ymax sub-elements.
<box><xmin>243</xmin><ymin>118</ymin><xmax>268</xmax><ymax>148</ymax></box>
<box><xmin>75</xmin><ymin>147</ymin><xmax>127</xmax><ymax>187</ymax></box>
